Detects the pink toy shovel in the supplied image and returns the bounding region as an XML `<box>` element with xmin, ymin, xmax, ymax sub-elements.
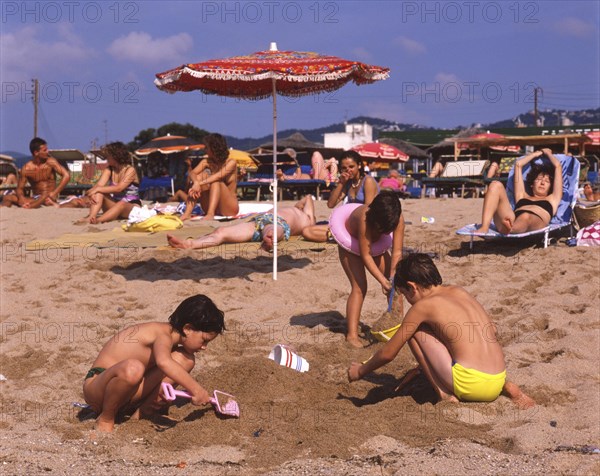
<box><xmin>161</xmin><ymin>382</ymin><xmax>240</xmax><ymax>418</ymax></box>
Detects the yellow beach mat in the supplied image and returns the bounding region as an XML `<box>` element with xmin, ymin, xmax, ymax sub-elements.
<box><xmin>25</xmin><ymin>224</ymin><xmax>214</xmax><ymax>250</ymax></box>
<box><xmin>171</xmin><ymin>236</ymin><xmax>339</xmax><ymax>255</ymax></box>
<box><xmin>167</xmin><ymin>236</ymin><xmax>336</xmax><ymax>258</ymax></box>
<box><xmin>25</xmin><ymin>227</ymin><xmax>336</xmax><ymax>254</ymax></box>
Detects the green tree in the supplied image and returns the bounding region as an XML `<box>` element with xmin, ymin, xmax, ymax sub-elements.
<box><xmin>127</xmin><ymin>128</ymin><xmax>156</xmax><ymax>151</ymax></box>
<box><xmin>127</xmin><ymin>123</ymin><xmax>210</xmax><ymax>151</ymax></box>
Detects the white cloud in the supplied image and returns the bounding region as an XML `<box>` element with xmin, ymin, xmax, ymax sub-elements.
<box><xmin>0</xmin><ymin>25</ymin><xmax>90</xmax><ymax>83</ymax></box>
<box><xmin>557</xmin><ymin>17</ymin><xmax>596</xmax><ymax>38</ymax></box>
<box><xmin>434</xmin><ymin>72</ymin><xmax>462</xmax><ymax>83</ymax></box>
<box><xmin>351</xmin><ymin>47</ymin><xmax>372</xmax><ymax>62</ymax></box>
<box><xmin>107</xmin><ymin>32</ymin><xmax>193</xmax><ymax>65</ymax></box>
<box><xmin>393</xmin><ymin>36</ymin><xmax>426</xmax><ymax>55</ymax></box>
<box><xmin>360</xmin><ymin>99</ymin><xmax>429</xmax><ymax>125</ymax></box>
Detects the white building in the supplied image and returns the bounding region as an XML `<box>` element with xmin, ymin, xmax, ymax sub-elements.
<box><xmin>324</xmin><ymin>122</ymin><xmax>373</xmax><ymax>149</ymax></box>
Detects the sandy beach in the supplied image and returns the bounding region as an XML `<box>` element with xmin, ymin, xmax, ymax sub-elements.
<box><xmin>0</xmin><ymin>197</ymin><xmax>599</xmax><ymax>475</ymax></box>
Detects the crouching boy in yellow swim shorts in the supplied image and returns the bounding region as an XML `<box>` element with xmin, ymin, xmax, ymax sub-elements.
<box><xmin>83</xmin><ymin>294</ymin><xmax>226</xmax><ymax>432</ymax></box>
<box><xmin>348</xmin><ymin>253</ymin><xmax>534</xmax><ymax>408</ymax></box>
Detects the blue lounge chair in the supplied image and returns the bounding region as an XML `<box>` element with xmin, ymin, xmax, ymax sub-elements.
<box><xmin>456</xmin><ymin>154</ymin><xmax>580</xmax><ymax>248</ymax></box>
<box><xmin>278</xmin><ymin>164</ymin><xmax>332</xmax><ymax>200</ymax></box>
<box><xmin>420</xmin><ymin>159</ymin><xmax>488</xmax><ymax>198</ymax></box>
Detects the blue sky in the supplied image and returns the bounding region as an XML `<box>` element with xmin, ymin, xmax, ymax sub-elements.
<box><xmin>1</xmin><ymin>0</ymin><xmax>598</xmax><ymax>155</ymax></box>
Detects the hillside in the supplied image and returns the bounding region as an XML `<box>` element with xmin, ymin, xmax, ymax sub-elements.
<box><xmin>3</xmin><ymin>109</ymin><xmax>597</xmax><ymax>158</ymax></box>
<box><xmin>225</xmin><ymin>108</ymin><xmax>599</xmax><ymax>150</ymax></box>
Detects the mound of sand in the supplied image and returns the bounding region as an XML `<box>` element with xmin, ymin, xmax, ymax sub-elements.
<box><xmin>0</xmin><ymin>199</ymin><xmax>598</xmax><ymax>474</ymax></box>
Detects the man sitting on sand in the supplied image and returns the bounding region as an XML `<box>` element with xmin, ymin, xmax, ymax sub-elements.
<box><xmin>1</xmin><ymin>137</ymin><xmax>70</xmax><ymax>208</ymax></box>
<box><xmin>168</xmin><ymin>195</ymin><xmax>317</xmax><ymax>252</ymax></box>
<box><xmin>348</xmin><ymin>253</ymin><xmax>535</xmax><ymax>409</ymax></box>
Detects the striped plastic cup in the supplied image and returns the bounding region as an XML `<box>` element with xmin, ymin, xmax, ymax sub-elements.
<box><xmin>268</xmin><ymin>344</ymin><xmax>309</xmax><ymax>372</ymax></box>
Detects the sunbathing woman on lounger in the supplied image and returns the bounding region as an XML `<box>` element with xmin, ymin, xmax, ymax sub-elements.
<box><xmin>477</xmin><ymin>148</ymin><xmax>562</xmax><ymax>234</ymax></box>
<box><xmin>277</xmin><ymin>149</ymin><xmax>339</xmax><ymax>184</ymax></box>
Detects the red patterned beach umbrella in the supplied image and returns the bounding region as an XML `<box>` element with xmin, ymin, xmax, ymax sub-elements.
<box><xmin>155</xmin><ymin>43</ymin><xmax>389</xmax><ymax>279</ymax></box>
<box><xmin>586</xmin><ymin>131</ymin><xmax>600</xmax><ymax>147</ymax></box>
<box><xmin>458</xmin><ymin>133</ymin><xmax>521</xmax><ymax>153</ymax></box>
<box><xmin>352</xmin><ymin>142</ymin><xmax>409</xmax><ymax>162</ymax></box>
<box><xmin>135</xmin><ymin>134</ymin><xmax>205</xmax><ymax>156</ymax></box>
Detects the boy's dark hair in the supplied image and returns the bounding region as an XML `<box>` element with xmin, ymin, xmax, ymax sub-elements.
<box><xmin>30</xmin><ymin>137</ymin><xmax>47</xmax><ymax>154</ymax></box>
<box><xmin>365</xmin><ymin>190</ymin><xmax>402</xmax><ymax>233</ymax></box>
<box><xmin>168</xmin><ymin>294</ymin><xmax>226</xmax><ymax>336</ymax></box>
<box><xmin>394</xmin><ymin>253</ymin><xmax>442</xmax><ymax>290</ymax></box>
<box><xmin>204</xmin><ymin>133</ymin><xmax>229</xmax><ymax>163</ymax></box>
<box><xmin>525</xmin><ymin>160</ymin><xmax>555</xmax><ymax>195</ymax></box>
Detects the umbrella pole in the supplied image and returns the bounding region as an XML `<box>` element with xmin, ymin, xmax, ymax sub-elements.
<box><xmin>272</xmin><ymin>78</ymin><xmax>278</xmax><ymax>280</ymax></box>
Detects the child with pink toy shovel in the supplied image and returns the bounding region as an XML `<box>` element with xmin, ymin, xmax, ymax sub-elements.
<box><xmin>82</xmin><ymin>294</ymin><xmax>230</xmax><ymax>432</ymax></box>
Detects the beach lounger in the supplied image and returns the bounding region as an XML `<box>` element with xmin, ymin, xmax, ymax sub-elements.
<box><xmin>237</xmin><ymin>177</ymin><xmax>274</xmax><ymax>201</ymax></box>
<box><xmin>456</xmin><ymin>154</ymin><xmax>580</xmax><ymax>249</ymax></box>
<box><xmin>139</xmin><ymin>176</ymin><xmax>174</xmax><ymax>201</ymax></box>
<box><xmin>237</xmin><ymin>152</ymin><xmax>294</xmax><ymax>201</ymax></box>
<box><xmin>482</xmin><ymin>156</ymin><xmax>518</xmax><ymax>188</ymax></box>
<box><xmin>420</xmin><ymin>159</ymin><xmax>488</xmax><ymax>198</ymax></box>
<box><xmin>278</xmin><ymin>165</ymin><xmax>332</xmax><ymax>200</ymax></box>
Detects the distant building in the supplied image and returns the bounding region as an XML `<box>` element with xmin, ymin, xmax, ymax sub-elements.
<box><xmin>324</xmin><ymin>121</ymin><xmax>373</xmax><ymax>149</ymax></box>
<box><xmin>561</xmin><ymin>114</ymin><xmax>575</xmax><ymax>127</ymax></box>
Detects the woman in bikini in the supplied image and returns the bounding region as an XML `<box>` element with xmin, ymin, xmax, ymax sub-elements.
<box><xmin>309</xmin><ymin>150</ymin><xmax>339</xmax><ymax>184</ymax></box>
<box><xmin>77</xmin><ymin>142</ymin><xmax>141</xmax><ymax>224</ymax></box>
<box><xmin>302</xmin><ymin>150</ymin><xmax>379</xmax><ymax>242</ymax></box>
<box><xmin>277</xmin><ymin>149</ymin><xmax>340</xmax><ymax>185</ymax></box>
<box><xmin>181</xmin><ymin>133</ymin><xmax>239</xmax><ymax>221</ymax></box>
<box><xmin>477</xmin><ymin>148</ymin><xmax>563</xmax><ymax>234</ymax></box>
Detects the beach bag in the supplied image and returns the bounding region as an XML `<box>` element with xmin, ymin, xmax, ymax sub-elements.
<box><xmin>576</xmin><ymin>221</ymin><xmax>600</xmax><ymax>247</ymax></box>
<box><xmin>122</xmin><ymin>214</ymin><xmax>183</xmax><ymax>232</ymax></box>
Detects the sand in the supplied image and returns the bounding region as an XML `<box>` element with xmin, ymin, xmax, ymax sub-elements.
<box><xmin>0</xmin><ymin>198</ymin><xmax>599</xmax><ymax>475</ymax></box>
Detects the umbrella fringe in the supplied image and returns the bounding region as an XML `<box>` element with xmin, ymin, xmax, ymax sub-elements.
<box><xmin>156</xmin><ymin>82</ymin><xmax>387</xmax><ymax>99</ymax></box>
<box><xmin>153</xmin><ymin>48</ymin><xmax>390</xmax><ymax>281</ymax></box>
<box><xmin>155</xmin><ymin>68</ymin><xmax>388</xmax><ymax>92</ymax></box>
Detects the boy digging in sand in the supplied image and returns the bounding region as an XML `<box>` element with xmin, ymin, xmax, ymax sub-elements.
<box><xmin>83</xmin><ymin>294</ymin><xmax>225</xmax><ymax>432</ymax></box>
<box><xmin>348</xmin><ymin>254</ymin><xmax>534</xmax><ymax>409</ymax></box>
